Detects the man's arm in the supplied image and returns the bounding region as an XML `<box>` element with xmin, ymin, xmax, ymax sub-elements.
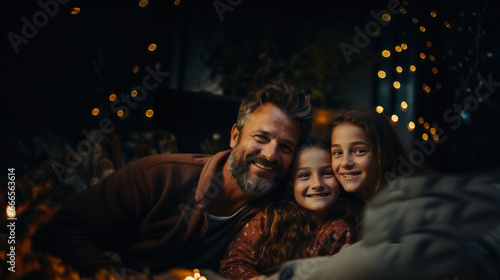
<box><xmin>33</xmin><ymin>160</ymin><xmax>151</xmax><ymax>276</ymax></box>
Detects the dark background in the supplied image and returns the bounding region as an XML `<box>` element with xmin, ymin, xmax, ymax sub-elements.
<box><xmin>2</xmin><ymin>0</ymin><xmax>500</xmax><ymax>178</ymax></box>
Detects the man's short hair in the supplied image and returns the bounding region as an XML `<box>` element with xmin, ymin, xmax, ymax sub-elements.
<box><xmin>235</xmin><ymin>81</ymin><xmax>313</xmax><ymax>141</ymax></box>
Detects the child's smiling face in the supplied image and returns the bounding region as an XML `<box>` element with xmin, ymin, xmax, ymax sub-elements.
<box><xmin>330</xmin><ymin>123</ymin><xmax>379</xmax><ymax>202</ymax></box>
<box><xmin>292</xmin><ymin>146</ymin><xmax>339</xmax><ymax>225</ymax></box>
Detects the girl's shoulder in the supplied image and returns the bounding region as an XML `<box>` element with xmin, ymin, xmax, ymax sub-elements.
<box><xmin>315</xmin><ymin>218</ymin><xmax>357</xmax><ymax>240</ymax></box>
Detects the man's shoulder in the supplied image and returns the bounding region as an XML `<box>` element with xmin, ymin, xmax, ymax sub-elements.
<box><xmin>133</xmin><ymin>153</ymin><xmax>214</xmax><ymax>170</ymax></box>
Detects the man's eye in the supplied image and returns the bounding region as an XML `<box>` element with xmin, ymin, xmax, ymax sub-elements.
<box><xmin>280</xmin><ymin>144</ymin><xmax>293</xmax><ymax>153</ymax></box>
<box><xmin>255</xmin><ymin>135</ymin><xmax>267</xmax><ymax>142</ymax></box>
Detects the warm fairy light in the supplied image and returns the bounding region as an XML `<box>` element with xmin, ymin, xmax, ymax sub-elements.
<box><xmin>145</xmin><ymin>109</ymin><xmax>154</xmax><ymax>118</ymax></box>
<box><xmin>391</xmin><ymin>114</ymin><xmax>399</xmax><ymax>123</ymax></box>
<box><xmin>378</xmin><ymin>70</ymin><xmax>386</xmax><ymax>79</ymax></box>
<box><xmin>395</xmin><ymin>45</ymin><xmax>402</xmax><ymax>52</ymax></box>
<box><xmin>401</xmin><ymin>8</ymin><xmax>407</xmax><ymax>14</ymax></box>
<box><xmin>109</xmin><ymin>94</ymin><xmax>117</xmax><ymax>101</ymax></box>
<box><xmin>412</xmin><ymin>18</ymin><xmax>418</xmax><ymax>23</ymax></box>
<box><xmin>174</xmin><ymin>0</ymin><xmax>181</xmax><ymax>5</ymax></box>
<box><xmin>92</xmin><ymin>108</ymin><xmax>100</xmax><ymax>116</ymax></box>
<box><xmin>436</xmin><ymin>83</ymin><xmax>442</xmax><ymax>89</ymax></box>
<box><xmin>432</xmin><ymin>67</ymin><xmax>439</xmax><ymax>74</ymax></box>
<box><xmin>382</xmin><ymin>14</ymin><xmax>391</xmax><ymax>21</ymax></box>
<box><xmin>422</xmin><ymin>133</ymin><xmax>429</xmax><ymax>141</ymax></box>
<box><xmin>418</xmin><ymin>117</ymin><xmax>425</xmax><ymax>124</ymax></box>
<box><xmin>423</xmin><ymin>84</ymin><xmax>431</xmax><ymax>93</ymax></box>
<box><xmin>444</xmin><ymin>21</ymin><xmax>451</xmax><ymax>29</ymax></box>
<box><xmin>376</xmin><ymin>106</ymin><xmax>384</xmax><ymax>113</ymax></box>
<box><xmin>409</xmin><ymin>65</ymin><xmax>416</xmax><ymax>72</ymax></box>
<box><xmin>430</xmin><ymin>10</ymin><xmax>437</xmax><ymax>17</ymax></box>
<box><xmin>420</xmin><ymin>26</ymin><xmax>426</xmax><ymax>32</ymax></box>
<box><xmin>401</xmin><ymin>43</ymin><xmax>408</xmax><ymax>50</ymax></box>
<box><xmin>117</xmin><ymin>110</ymin><xmax>124</xmax><ymax>117</ymax></box>
<box><xmin>131</xmin><ymin>90</ymin><xmax>138</xmax><ymax>97</ymax></box>
<box><xmin>71</xmin><ymin>7</ymin><xmax>81</xmax><ymax>14</ymax></box>
<box><xmin>396</xmin><ymin>66</ymin><xmax>403</xmax><ymax>73</ymax></box>
<box><xmin>433</xmin><ymin>134</ymin><xmax>439</xmax><ymax>141</ymax></box>
<box><xmin>6</xmin><ymin>206</ymin><xmax>16</xmax><ymax>218</ymax></box>
<box><xmin>183</xmin><ymin>269</ymin><xmax>206</xmax><ymax>280</ymax></box>
<box><xmin>424</xmin><ymin>122</ymin><xmax>430</xmax><ymax>129</ymax></box>
<box><xmin>430</xmin><ymin>128</ymin><xmax>436</xmax><ymax>134</ymax></box>
<box><xmin>402</xmin><ymin>0</ymin><xmax>409</xmax><ymax>5</ymax></box>
<box><xmin>148</xmin><ymin>43</ymin><xmax>157</xmax><ymax>51</ymax></box>
<box><xmin>408</xmin><ymin>121</ymin><xmax>416</xmax><ymax>131</ymax></box>
<box><xmin>155</xmin><ymin>62</ymin><xmax>162</xmax><ymax>69</ymax></box>
<box><xmin>429</xmin><ymin>55</ymin><xmax>435</xmax><ymax>61</ymax></box>
<box><xmin>401</xmin><ymin>101</ymin><xmax>408</xmax><ymax>110</ymax></box>
<box><xmin>420</xmin><ymin>52</ymin><xmax>426</xmax><ymax>60</ymax></box>
<box><xmin>382</xmin><ymin>50</ymin><xmax>391</xmax><ymax>58</ymax></box>
<box><xmin>133</xmin><ymin>66</ymin><xmax>139</xmax><ymax>73</ymax></box>
<box><xmin>426</xmin><ymin>41</ymin><xmax>432</xmax><ymax>48</ymax></box>
<box><xmin>393</xmin><ymin>81</ymin><xmax>401</xmax><ymax>89</ymax></box>
<box><xmin>139</xmin><ymin>0</ymin><xmax>148</xmax><ymax>7</ymax></box>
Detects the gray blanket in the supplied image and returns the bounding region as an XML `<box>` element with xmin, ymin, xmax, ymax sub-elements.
<box><xmin>266</xmin><ymin>173</ymin><xmax>500</xmax><ymax>280</ymax></box>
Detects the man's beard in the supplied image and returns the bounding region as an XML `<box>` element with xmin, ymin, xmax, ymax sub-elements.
<box><xmin>228</xmin><ymin>145</ymin><xmax>284</xmax><ymax>197</ymax></box>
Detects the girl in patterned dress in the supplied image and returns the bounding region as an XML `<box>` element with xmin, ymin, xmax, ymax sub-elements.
<box><xmin>219</xmin><ymin>137</ymin><xmax>360</xmax><ymax>280</ymax></box>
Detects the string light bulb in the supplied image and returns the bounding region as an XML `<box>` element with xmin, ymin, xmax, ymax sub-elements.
<box><xmin>408</xmin><ymin>121</ymin><xmax>415</xmax><ymax>131</ymax></box>
<box><xmin>378</xmin><ymin>70</ymin><xmax>387</xmax><ymax>79</ymax></box>
<box><xmin>401</xmin><ymin>101</ymin><xmax>408</xmax><ymax>110</ymax></box>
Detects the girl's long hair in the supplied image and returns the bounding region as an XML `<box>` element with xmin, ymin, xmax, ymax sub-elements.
<box><xmin>254</xmin><ymin>137</ymin><xmax>362</xmax><ymax>275</ymax></box>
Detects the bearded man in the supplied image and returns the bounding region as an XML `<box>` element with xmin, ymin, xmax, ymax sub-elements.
<box><xmin>34</xmin><ymin>81</ymin><xmax>313</xmax><ymax>279</ymax></box>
